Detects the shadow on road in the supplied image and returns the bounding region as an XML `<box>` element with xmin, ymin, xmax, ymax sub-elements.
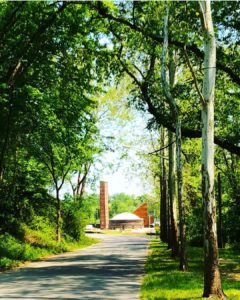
<box><xmin>0</xmin><ymin>234</ymin><xmax>149</xmax><ymax>300</ymax></box>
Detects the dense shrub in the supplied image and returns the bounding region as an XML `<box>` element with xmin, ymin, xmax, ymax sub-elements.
<box><xmin>0</xmin><ymin>257</ymin><xmax>19</xmax><ymax>270</ymax></box>
<box><xmin>0</xmin><ymin>230</ymin><xmax>98</xmax><ymax>271</ymax></box>
<box><xmin>21</xmin><ymin>216</ymin><xmax>56</xmax><ymax>247</ymax></box>
<box><xmin>62</xmin><ymin>200</ymin><xmax>88</xmax><ymax>241</ymax></box>
<box><xmin>0</xmin><ymin>215</ymin><xmax>71</xmax><ymax>271</ymax></box>
<box><xmin>0</xmin><ymin>233</ymin><xmax>49</xmax><ymax>261</ymax></box>
<box><xmin>0</xmin><ymin>234</ymin><xmax>24</xmax><ymax>260</ymax></box>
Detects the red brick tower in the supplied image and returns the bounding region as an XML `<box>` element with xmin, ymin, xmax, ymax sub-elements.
<box><xmin>100</xmin><ymin>181</ymin><xmax>109</xmax><ymax>229</ymax></box>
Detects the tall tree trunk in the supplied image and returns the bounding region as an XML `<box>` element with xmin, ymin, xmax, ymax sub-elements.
<box><xmin>167</xmin><ymin>192</ymin><xmax>172</xmax><ymax>250</ymax></box>
<box><xmin>217</xmin><ymin>172</ymin><xmax>224</xmax><ymax>248</ymax></box>
<box><xmin>200</xmin><ymin>1</ymin><xmax>226</xmax><ymax>298</ymax></box>
<box><xmin>160</xmin><ymin>128</ymin><xmax>168</xmax><ymax>243</ymax></box>
<box><xmin>176</xmin><ymin>117</ymin><xmax>188</xmax><ymax>270</ymax></box>
<box><xmin>162</xmin><ymin>3</ymin><xmax>187</xmax><ymax>267</ymax></box>
<box><xmin>56</xmin><ymin>188</ymin><xmax>61</xmax><ymax>243</ymax></box>
<box><xmin>160</xmin><ymin>150</ymin><xmax>163</xmax><ymax>236</ymax></box>
<box><xmin>168</xmin><ymin>130</ymin><xmax>178</xmax><ymax>257</ymax></box>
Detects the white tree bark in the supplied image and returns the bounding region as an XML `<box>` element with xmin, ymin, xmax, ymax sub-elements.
<box><xmin>176</xmin><ymin>117</ymin><xmax>187</xmax><ymax>271</ymax></box>
<box><xmin>199</xmin><ymin>1</ymin><xmax>227</xmax><ymax>298</ymax></box>
<box><xmin>168</xmin><ymin>130</ymin><xmax>179</xmax><ymax>257</ymax></box>
<box><xmin>162</xmin><ymin>2</ymin><xmax>187</xmax><ymax>269</ymax></box>
<box><xmin>160</xmin><ymin>127</ymin><xmax>168</xmax><ymax>243</ymax></box>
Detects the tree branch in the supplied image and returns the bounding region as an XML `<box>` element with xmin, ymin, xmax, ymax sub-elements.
<box><xmin>116</xmin><ymin>49</ymin><xmax>142</xmax><ymax>88</ymax></box>
<box><xmin>148</xmin><ymin>140</ymin><xmax>176</xmax><ymax>155</ymax></box>
<box><xmin>5</xmin><ymin>2</ymin><xmax>68</xmax><ymax>86</ymax></box>
<box><xmin>0</xmin><ymin>2</ymin><xmax>26</xmax><ymax>41</ymax></box>
<box><xmin>183</xmin><ymin>46</ymin><xmax>205</xmax><ymax>105</ymax></box>
<box><xmin>93</xmin><ymin>2</ymin><xmax>240</xmax><ymax>86</ymax></box>
<box><xmin>104</xmin><ymin>5</ymin><xmax>240</xmax><ymax>156</ymax></box>
<box><xmin>142</xmin><ymin>89</ymin><xmax>240</xmax><ymax>155</ymax></box>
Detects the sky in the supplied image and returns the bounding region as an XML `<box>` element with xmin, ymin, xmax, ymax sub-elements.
<box><xmin>60</xmin><ymin>80</ymin><xmax>158</xmax><ymax>198</ymax></box>
<box><xmin>86</xmin><ymin>96</ymin><xmax>157</xmax><ymax>196</ymax></box>
<box><xmin>93</xmin><ymin>143</ymin><xmax>152</xmax><ymax>196</ymax></box>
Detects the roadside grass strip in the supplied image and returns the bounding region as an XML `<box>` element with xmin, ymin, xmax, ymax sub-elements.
<box><xmin>141</xmin><ymin>239</ymin><xmax>240</xmax><ymax>300</ymax></box>
<box><xmin>0</xmin><ymin>234</ymin><xmax>100</xmax><ymax>271</ymax></box>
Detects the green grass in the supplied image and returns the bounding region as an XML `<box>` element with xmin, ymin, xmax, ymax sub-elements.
<box><xmin>141</xmin><ymin>240</ymin><xmax>240</xmax><ymax>300</ymax></box>
<box><xmin>0</xmin><ymin>233</ymin><xmax>100</xmax><ymax>271</ymax></box>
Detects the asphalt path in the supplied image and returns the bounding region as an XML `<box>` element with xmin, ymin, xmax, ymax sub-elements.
<box><xmin>0</xmin><ymin>234</ymin><xmax>149</xmax><ymax>300</ymax></box>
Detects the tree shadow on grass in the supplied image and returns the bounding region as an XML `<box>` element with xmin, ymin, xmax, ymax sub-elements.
<box><xmin>142</xmin><ymin>240</ymin><xmax>240</xmax><ymax>300</ymax></box>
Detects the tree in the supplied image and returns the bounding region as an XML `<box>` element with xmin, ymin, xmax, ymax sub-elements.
<box><xmin>109</xmin><ymin>193</ymin><xmax>144</xmax><ymax>218</ymax></box>
<box><xmin>217</xmin><ymin>172</ymin><xmax>224</xmax><ymax>248</ymax></box>
<box><xmin>161</xmin><ymin>2</ymin><xmax>187</xmax><ymax>269</ymax></box>
<box><xmin>70</xmin><ymin>162</ymin><xmax>92</xmax><ymax>200</ymax></box>
<box><xmin>92</xmin><ymin>1</ymin><xmax>240</xmax><ymax>155</ymax></box>
<box><xmin>168</xmin><ymin>131</ymin><xmax>179</xmax><ymax>257</ymax></box>
<box><xmin>199</xmin><ymin>1</ymin><xmax>226</xmax><ymax>298</ymax></box>
<box><xmin>160</xmin><ymin>128</ymin><xmax>168</xmax><ymax>243</ymax></box>
<box><xmin>26</xmin><ymin>85</ymin><xmax>98</xmax><ymax>242</ymax></box>
<box><xmin>0</xmin><ymin>2</ymin><xmax>107</xmax><ymax>243</ymax></box>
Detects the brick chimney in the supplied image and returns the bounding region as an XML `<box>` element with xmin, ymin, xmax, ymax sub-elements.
<box><xmin>100</xmin><ymin>181</ymin><xmax>109</xmax><ymax>229</ymax></box>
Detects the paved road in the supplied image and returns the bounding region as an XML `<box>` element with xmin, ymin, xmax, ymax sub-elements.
<box><xmin>0</xmin><ymin>234</ymin><xmax>149</xmax><ymax>300</ymax></box>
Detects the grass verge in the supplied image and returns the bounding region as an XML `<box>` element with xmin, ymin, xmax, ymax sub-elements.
<box><xmin>0</xmin><ymin>233</ymin><xmax>100</xmax><ymax>272</ymax></box>
<box><xmin>141</xmin><ymin>239</ymin><xmax>240</xmax><ymax>300</ymax></box>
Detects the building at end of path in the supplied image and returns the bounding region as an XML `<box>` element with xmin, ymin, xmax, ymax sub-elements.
<box><xmin>109</xmin><ymin>212</ymin><xmax>144</xmax><ymax>230</ymax></box>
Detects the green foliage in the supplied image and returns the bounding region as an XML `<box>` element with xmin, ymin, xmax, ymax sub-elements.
<box><xmin>0</xmin><ymin>232</ymin><xmax>52</xmax><ymax>269</ymax></box>
<box><xmin>109</xmin><ymin>193</ymin><xmax>142</xmax><ymax>217</ymax></box>
<box><xmin>182</xmin><ymin>139</ymin><xmax>203</xmax><ymax>246</ymax></box>
<box><xmin>20</xmin><ymin>217</ymin><xmax>58</xmax><ymax>249</ymax></box>
<box><xmin>0</xmin><ymin>227</ymin><xmax>99</xmax><ymax>271</ymax></box>
<box><xmin>0</xmin><ymin>1</ymin><xmax>103</xmax><ymax>242</ymax></box>
<box><xmin>0</xmin><ymin>0</ymin><xmax>239</xmax><ymax>279</ymax></box>
<box><xmin>215</xmin><ymin>149</ymin><xmax>240</xmax><ymax>244</ymax></box>
<box><xmin>62</xmin><ymin>198</ymin><xmax>88</xmax><ymax>241</ymax></box>
<box><xmin>29</xmin><ymin>216</ymin><xmax>55</xmax><ymax>238</ymax></box>
<box><xmin>0</xmin><ymin>257</ymin><xmax>19</xmax><ymax>270</ymax></box>
<box><xmin>81</xmin><ymin>194</ymin><xmax>100</xmax><ymax>224</ymax></box>
<box><xmin>0</xmin><ymin>234</ymin><xmax>26</xmax><ymax>260</ymax></box>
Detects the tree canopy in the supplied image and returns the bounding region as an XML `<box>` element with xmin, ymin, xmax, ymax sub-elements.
<box><xmin>0</xmin><ymin>2</ymin><xmax>239</xmax><ymax>299</ymax></box>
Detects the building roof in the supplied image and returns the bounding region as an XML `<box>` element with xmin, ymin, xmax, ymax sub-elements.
<box><xmin>111</xmin><ymin>212</ymin><xmax>142</xmax><ymax>221</ymax></box>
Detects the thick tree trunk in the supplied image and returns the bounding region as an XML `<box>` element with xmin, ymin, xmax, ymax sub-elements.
<box><xmin>160</xmin><ymin>128</ymin><xmax>168</xmax><ymax>243</ymax></box>
<box><xmin>176</xmin><ymin>117</ymin><xmax>188</xmax><ymax>270</ymax></box>
<box><xmin>217</xmin><ymin>172</ymin><xmax>224</xmax><ymax>248</ymax></box>
<box><xmin>167</xmin><ymin>192</ymin><xmax>172</xmax><ymax>250</ymax></box>
<box><xmin>162</xmin><ymin>4</ymin><xmax>187</xmax><ymax>266</ymax></box>
<box><xmin>168</xmin><ymin>130</ymin><xmax>178</xmax><ymax>257</ymax></box>
<box><xmin>202</xmin><ymin>102</ymin><xmax>225</xmax><ymax>298</ymax></box>
<box><xmin>56</xmin><ymin>189</ymin><xmax>61</xmax><ymax>243</ymax></box>
<box><xmin>200</xmin><ymin>1</ymin><xmax>226</xmax><ymax>298</ymax></box>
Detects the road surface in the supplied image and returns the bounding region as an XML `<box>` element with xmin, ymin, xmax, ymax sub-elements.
<box><xmin>0</xmin><ymin>234</ymin><xmax>149</xmax><ymax>300</ymax></box>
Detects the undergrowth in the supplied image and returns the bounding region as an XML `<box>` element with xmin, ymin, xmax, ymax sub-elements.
<box><xmin>0</xmin><ymin>221</ymin><xmax>99</xmax><ymax>271</ymax></box>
